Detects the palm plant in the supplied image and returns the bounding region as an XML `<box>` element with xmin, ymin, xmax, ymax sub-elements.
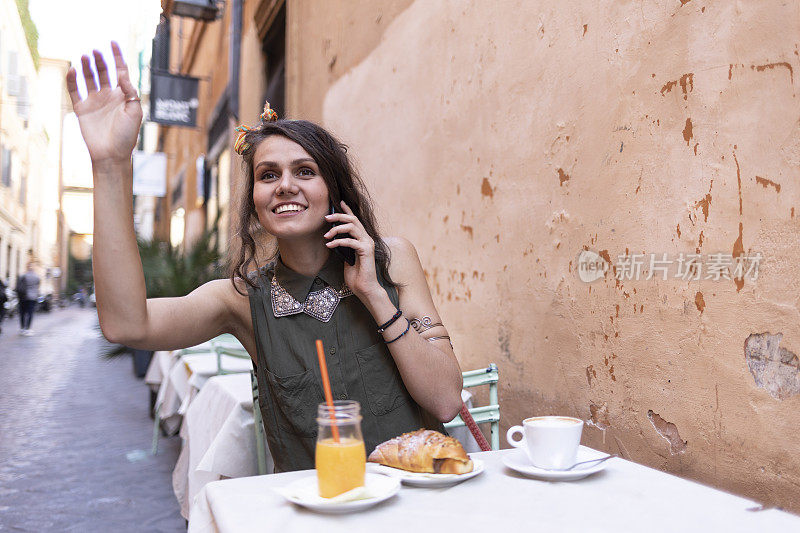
<box><xmin>101</xmin><ymin>222</ymin><xmax>224</xmax><ymax>359</ymax></box>
<box><xmin>138</xmin><ymin>225</ymin><xmax>224</xmax><ymax>298</ymax></box>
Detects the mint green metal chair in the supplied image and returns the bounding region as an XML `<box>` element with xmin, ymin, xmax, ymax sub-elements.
<box><xmin>251</xmin><ymin>370</ymin><xmax>271</xmax><ymax>475</ymax></box>
<box><xmin>211</xmin><ymin>338</ymin><xmax>251</xmax><ymax>375</ymax></box>
<box><xmin>444</xmin><ymin>363</ymin><xmax>500</xmax><ymax>450</ymax></box>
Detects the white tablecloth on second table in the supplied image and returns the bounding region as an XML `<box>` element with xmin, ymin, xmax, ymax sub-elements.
<box><xmin>173</xmin><ymin>373</ymin><xmax>271</xmax><ymax>519</ymax></box>
<box><xmin>153</xmin><ymin>351</ymin><xmax>253</xmax><ymax>435</ymax></box>
<box><xmin>188</xmin><ymin>448</ymin><xmax>800</xmax><ymax>533</ymax></box>
<box><xmin>153</xmin><ymin>351</ymin><xmax>215</xmax><ymax>434</ymax></box>
<box><xmin>144</xmin><ymin>350</ymin><xmax>176</xmax><ymax>391</ymax></box>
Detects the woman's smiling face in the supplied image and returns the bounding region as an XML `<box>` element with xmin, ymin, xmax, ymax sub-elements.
<box><xmin>251</xmin><ymin>135</ymin><xmax>330</xmax><ymax>240</ymax></box>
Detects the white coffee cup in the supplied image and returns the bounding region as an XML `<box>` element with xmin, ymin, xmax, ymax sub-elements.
<box><xmin>506</xmin><ymin>416</ymin><xmax>584</xmax><ymax>470</ymax></box>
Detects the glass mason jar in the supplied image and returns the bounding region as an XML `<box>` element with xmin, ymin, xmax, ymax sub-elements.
<box><xmin>315</xmin><ymin>400</ymin><xmax>366</xmax><ymax>498</ymax></box>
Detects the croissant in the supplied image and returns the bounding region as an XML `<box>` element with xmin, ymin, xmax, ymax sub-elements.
<box><xmin>368</xmin><ymin>429</ymin><xmax>474</xmax><ymax>474</ymax></box>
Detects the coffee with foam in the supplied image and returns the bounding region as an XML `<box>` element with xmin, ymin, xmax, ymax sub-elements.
<box><xmin>507</xmin><ymin>415</ymin><xmax>584</xmax><ymax>469</ymax></box>
<box><xmin>525</xmin><ymin>416</ymin><xmax>582</xmax><ymax>428</ymax></box>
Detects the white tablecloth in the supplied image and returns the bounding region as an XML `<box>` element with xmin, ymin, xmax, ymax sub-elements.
<box><xmin>144</xmin><ymin>350</ymin><xmax>175</xmax><ymax>391</ymax></box>
<box><xmin>188</xmin><ymin>448</ymin><xmax>800</xmax><ymax>533</ymax></box>
<box><xmin>174</xmin><ymin>373</ymin><xmax>271</xmax><ymax>519</ymax></box>
<box><xmin>152</xmin><ymin>350</ymin><xmax>253</xmax><ymax>435</ymax></box>
<box><xmin>153</xmin><ymin>351</ymin><xmax>213</xmax><ymax>434</ymax></box>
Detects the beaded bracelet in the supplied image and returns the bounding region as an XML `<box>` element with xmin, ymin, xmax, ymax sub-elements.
<box><xmin>377</xmin><ymin>309</ymin><xmax>403</xmax><ymax>333</ymax></box>
<box><xmin>385</xmin><ymin>319</ymin><xmax>411</xmax><ymax>344</ymax></box>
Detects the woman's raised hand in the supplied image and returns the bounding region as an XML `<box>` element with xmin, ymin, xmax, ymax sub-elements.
<box><xmin>66</xmin><ymin>42</ymin><xmax>142</xmax><ymax>164</ymax></box>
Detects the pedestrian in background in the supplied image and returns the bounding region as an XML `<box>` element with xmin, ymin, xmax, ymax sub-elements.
<box><xmin>0</xmin><ymin>278</ymin><xmax>7</xmax><ymax>334</ymax></box>
<box><xmin>15</xmin><ymin>263</ymin><xmax>40</xmax><ymax>336</ymax></box>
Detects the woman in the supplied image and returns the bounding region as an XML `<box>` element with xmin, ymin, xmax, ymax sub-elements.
<box><xmin>66</xmin><ymin>43</ymin><xmax>463</xmax><ymax>472</ymax></box>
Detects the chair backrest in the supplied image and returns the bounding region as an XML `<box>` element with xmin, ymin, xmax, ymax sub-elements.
<box><xmin>250</xmin><ymin>370</ymin><xmax>270</xmax><ymax>475</ymax></box>
<box><xmin>212</xmin><ymin>338</ymin><xmax>251</xmax><ymax>375</ymax></box>
<box><xmin>443</xmin><ymin>363</ymin><xmax>500</xmax><ymax>450</ymax></box>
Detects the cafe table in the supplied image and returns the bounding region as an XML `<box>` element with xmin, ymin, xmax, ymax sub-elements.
<box><xmin>144</xmin><ymin>350</ymin><xmax>176</xmax><ymax>392</ymax></box>
<box><xmin>173</xmin><ymin>372</ymin><xmax>273</xmax><ymax>519</ymax></box>
<box><xmin>155</xmin><ymin>351</ymin><xmax>253</xmax><ymax>433</ymax></box>
<box><xmin>187</xmin><ymin>447</ymin><xmax>800</xmax><ymax>533</ymax></box>
<box><xmin>153</xmin><ymin>349</ymin><xmax>202</xmax><ymax>435</ymax></box>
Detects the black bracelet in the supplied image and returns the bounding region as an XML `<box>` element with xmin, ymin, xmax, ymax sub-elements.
<box><xmin>385</xmin><ymin>319</ymin><xmax>411</xmax><ymax>344</ymax></box>
<box><xmin>377</xmin><ymin>309</ymin><xmax>402</xmax><ymax>333</ymax></box>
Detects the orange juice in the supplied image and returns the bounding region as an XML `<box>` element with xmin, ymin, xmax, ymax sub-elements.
<box><xmin>315</xmin><ymin>437</ymin><xmax>366</xmax><ymax>498</ymax></box>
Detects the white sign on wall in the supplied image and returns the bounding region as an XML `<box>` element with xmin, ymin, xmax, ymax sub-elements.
<box><xmin>132</xmin><ymin>151</ymin><xmax>167</xmax><ymax>197</ymax></box>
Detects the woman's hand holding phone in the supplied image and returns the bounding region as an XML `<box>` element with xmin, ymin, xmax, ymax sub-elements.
<box><xmin>327</xmin><ymin>202</ymin><xmax>356</xmax><ymax>266</ymax></box>
<box><xmin>324</xmin><ymin>201</ymin><xmax>383</xmax><ymax>299</ymax></box>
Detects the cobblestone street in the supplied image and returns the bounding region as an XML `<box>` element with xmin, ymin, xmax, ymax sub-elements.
<box><xmin>0</xmin><ymin>307</ymin><xmax>184</xmax><ymax>532</ymax></box>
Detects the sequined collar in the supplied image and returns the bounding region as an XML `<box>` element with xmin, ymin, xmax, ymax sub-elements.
<box><xmin>271</xmin><ymin>276</ymin><xmax>352</xmax><ymax>322</ymax></box>
<box><xmin>270</xmin><ymin>253</ymin><xmax>352</xmax><ymax>322</ymax></box>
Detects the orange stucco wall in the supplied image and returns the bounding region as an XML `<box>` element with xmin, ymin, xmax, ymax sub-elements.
<box><xmin>284</xmin><ymin>0</ymin><xmax>800</xmax><ymax>512</ymax></box>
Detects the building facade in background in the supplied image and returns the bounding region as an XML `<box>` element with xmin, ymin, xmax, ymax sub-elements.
<box><xmin>0</xmin><ymin>0</ymin><xmax>67</xmax><ymax>294</ymax></box>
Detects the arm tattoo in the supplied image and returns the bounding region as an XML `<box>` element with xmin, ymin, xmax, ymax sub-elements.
<box><xmin>409</xmin><ymin>316</ymin><xmax>443</xmax><ymax>333</ymax></box>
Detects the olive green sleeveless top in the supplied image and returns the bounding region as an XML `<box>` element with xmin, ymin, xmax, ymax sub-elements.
<box><xmin>247</xmin><ymin>252</ymin><xmax>444</xmax><ymax>473</ymax></box>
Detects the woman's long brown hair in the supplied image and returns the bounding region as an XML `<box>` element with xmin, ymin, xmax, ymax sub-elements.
<box><xmin>229</xmin><ymin>120</ymin><xmax>394</xmax><ymax>294</ymax></box>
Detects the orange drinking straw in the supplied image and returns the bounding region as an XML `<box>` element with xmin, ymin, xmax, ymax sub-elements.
<box><xmin>315</xmin><ymin>339</ymin><xmax>340</xmax><ymax>442</ymax></box>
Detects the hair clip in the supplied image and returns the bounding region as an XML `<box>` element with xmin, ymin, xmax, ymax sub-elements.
<box><xmin>233</xmin><ymin>125</ymin><xmax>252</xmax><ymax>155</ymax></box>
<box><xmin>260</xmin><ymin>101</ymin><xmax>278</xmax><ymax>122</ymax></box>
<box><xmin>233</xmin><ymin>100</ymin><xmax>279</xmax><ymax>155</ymax></box>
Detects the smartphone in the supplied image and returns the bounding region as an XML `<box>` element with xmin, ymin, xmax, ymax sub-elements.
<box><xmin>329</xmin><ymin>201</ymin><xmax>356</xmax><ymax>266</ymax></box>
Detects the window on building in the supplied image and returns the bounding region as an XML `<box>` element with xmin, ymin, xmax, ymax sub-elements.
<box><xmin>262</xmin><ymin>5</ymin><xmax>285</xmax><ymax>116</ymax></box>
<box><xmin>6</xmin><ymin>244</ymin><xmax>12</xmax><ymax>281</ymax></box>
<box><xmin>19</xmin><ymin>171</ymin><xmax>26</xmax><ymax>205</ymax></box>
<box><xmin>216</xmin><ymin>149</ymin><xmax>231</xmax><ymax>249</ymax></box>
<box><xmin>171</xmin><ymin>170</ymin><xmax>185</xmax><ymax>206</ymax></box>
<box><xmin>151</xmin><ymin>15</ymin><xmax>170</xmax><ymax>72</ymax></box>
<box><xmin>7</xmin><ymin>50</ymin><xmax>20</xmax><ymax>96</ymax></box>
<box><xmin>1</xmin><ymin>146</ymin><xmax>11</xmax><ymax>187</ymax></box>
<box><xmin>17</xmin><ymin>77</ymin><xmax>29</xmax><ymax>123</ymax></box>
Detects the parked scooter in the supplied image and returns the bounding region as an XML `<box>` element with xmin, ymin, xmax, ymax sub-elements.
<box><xmin>36</xmin><ymin>293</ymin><xmax>53</xmax><ymax>313</ymax></box>
<box><xmin>73</xmin><ymin>291</ymin><xmax>86</xmax><ymax>308</ymax></box>
<box><xmin>3</xmin><ymin>287</ymin><xmax>18</xmax><ymax>318</ymax></box>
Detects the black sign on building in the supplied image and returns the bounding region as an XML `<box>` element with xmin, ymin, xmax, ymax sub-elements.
<box><xmin>150</xmin><ymin>71</ymin><xmax>200</xmax><ymax>127</ymax></box>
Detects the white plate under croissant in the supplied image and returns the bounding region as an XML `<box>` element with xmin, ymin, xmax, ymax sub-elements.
<box><xmin>367</xmin><ymin>429</ymin><xmax>485</xmax><ymax>487</ymax></box>
<box><xmin>367</xmin><ymin>458</ymin><xmax>485</xmax><ymax>487</ymax></box>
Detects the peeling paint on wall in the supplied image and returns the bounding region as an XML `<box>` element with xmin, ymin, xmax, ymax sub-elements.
<box><xmin>694</xmin><ymin>193</ymin><xmax>711</xmax><ymax>222</ymax></box>
<box><xmin>732</xmin><ymin>222</ymin><xmax>745</xmax><ymax>291</ymax></box>
<box><xmin>588</xmin><ymin>402</ymin><xmax>610</xmax><ymax>430</ymax></box>
<box><xmin>557</xmin><ymin>168</ymin><xmax>570</xmax><ymax>186</ymax></box>
<box><xmin>647</xmin><ymin>410</ymin><xmax>687</xmax><ymax>454</ymax></box>
<box><xmin>682</xmin><ymin>118</ymin><xmax>693</xmax><ymax>145</ymax></box>
<box><xmin>745</xmin><ymin>333</ymin><xmax>800</xmax><ymax>400</ymax></box>
<box><xmin>660</xmin><ymin>73</ymin><xmax>694</xmax><ymax>100</ymax></box>
<box><xmin>755</xmin><ymin>176</ymin><xmax>781</xmax><ymax>193</ymax></box>
<box><xmin>694</xmin><ymin>291</ymin><xmax>705</xmax><ymax>313</ymax></box>
<box><xmin>751</xmin><ymin>62</ymin><xmax>794</xmax><ymax>85</ymax></box>
<box><xmin>481</xmin><ymin>177</ymin><xmax>494</xmax><ymax>198</ymax></box>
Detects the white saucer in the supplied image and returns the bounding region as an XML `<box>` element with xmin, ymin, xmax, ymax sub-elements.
<box><xmin>502</xmin><ymin>448</ymin><xmax>611</xmax><ymax>481</ymax></box>
<box><xmin>276</xmin><ymin>473</ymin><xmax>400</xmax><ymax>514</ymax></box>
<box><xmin>367</xmin><ymin>458</ymin><xmax>485</xmax><ymax>487</ymax></box>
